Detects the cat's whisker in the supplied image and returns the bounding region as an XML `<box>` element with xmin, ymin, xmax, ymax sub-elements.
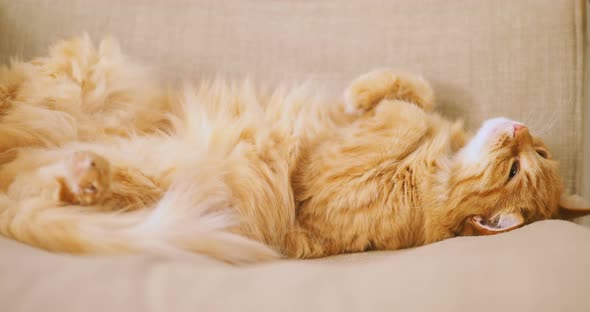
<box><xmin>520</xmin><ymin>110</ymin><xmax>534</xmax><ymax>128</ymax></box>
<box><xmin>526</xmin><ymin>109</ymin><xmax>546</xmax><ymax>134</ymax></box>
<box><xmin>544</xmin><ymin>109</ymin><xmax>558</xmax><ymax>131</ymax></box>
<box><xmin>533</xmin><ymin>111</ymin><xmax>559</xmax><ymax>136</ymax></box>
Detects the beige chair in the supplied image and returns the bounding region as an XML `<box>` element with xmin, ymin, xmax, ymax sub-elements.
<box><xmin>0</xmin><ymin>1</ymin><xmax>588</xmax><ymax>311</ymax></box>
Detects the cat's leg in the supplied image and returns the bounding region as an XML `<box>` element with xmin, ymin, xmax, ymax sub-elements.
<box><xmin>0</xmin><ymin>36</ymin><xmax>171</xmax><ymax>156</ymax></box>
<box><xmin>5</xmin><ymin>147</ymin><xmax>165</xmax><ymax>212</ymax></box>
<box><xmin>53</xmin><ymin>151</ymin><xmax>112</xmax><ymax>205</ymax></box>
<box><xmin>4</xmin><ymin>150</ymin><xmax>112</xmax><ymax>206</ymax></box>
<box><xmin>344</xmin><ymin>69</ymin><xmax>435</xmax><ymax>114</ymax></box>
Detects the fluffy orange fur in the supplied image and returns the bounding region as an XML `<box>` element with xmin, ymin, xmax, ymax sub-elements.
<box><xmin>0</xmin><ymin>36</ymin><xmax>588</xmax><ymax>264</ymax></box>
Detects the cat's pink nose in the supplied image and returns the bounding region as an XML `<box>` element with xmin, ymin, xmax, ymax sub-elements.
<box><xmin>513</xmin><ymin>124</ymin><xmax>526</xmax><ymax>137</ymax></box>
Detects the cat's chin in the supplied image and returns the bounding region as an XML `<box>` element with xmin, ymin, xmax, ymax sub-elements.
<box><xmin>456</xmin><ymin>117</ymin><xmax>524</xmax><ymax>163</ymax></box>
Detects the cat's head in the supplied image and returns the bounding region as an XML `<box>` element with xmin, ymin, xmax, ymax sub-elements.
<box><xmin>447</xmin><ymin>117</ymin><xmax>590</xmax><ymax>236</ymax></box>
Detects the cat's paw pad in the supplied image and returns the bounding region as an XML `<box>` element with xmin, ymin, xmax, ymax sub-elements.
<box><xmin>57</xmin><ymin>151</ymin><xmax>111</xmax><ymax>205</ymax></box>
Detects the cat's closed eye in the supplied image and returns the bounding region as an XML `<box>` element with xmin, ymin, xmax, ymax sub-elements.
<box><xmin>536</xmin><ymin>149</ymin><xmax>548</xmax><ymax>159</ymax></box>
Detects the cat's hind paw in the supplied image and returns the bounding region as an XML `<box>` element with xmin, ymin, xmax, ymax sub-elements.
<box><xmin>56</xmin><ymin>151</ymin><xmax>112</xmax><ymax>205</ymax></box>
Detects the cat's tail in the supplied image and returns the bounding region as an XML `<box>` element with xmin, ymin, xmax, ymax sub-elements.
<box><xmin>0</xmin><ymin>190</ymin><xmax>279</xmax><ymax>264</ymax></box>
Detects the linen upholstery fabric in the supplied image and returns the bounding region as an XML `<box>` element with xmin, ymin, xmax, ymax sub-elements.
<box><xmin>0</xmin><ymin>0</ymin><xmax>588</xmax><ymax>311</ymax></box>
<box><xmin>0</xmin><ymin>220</ymin><xmax>589</xmax><ymax>312</ymax></box>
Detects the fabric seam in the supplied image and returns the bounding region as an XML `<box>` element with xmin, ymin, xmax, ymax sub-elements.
<box><xmin>573</xmin><ymin>0</ymin><xmax>586</xmax><ymax>194</ymax></box>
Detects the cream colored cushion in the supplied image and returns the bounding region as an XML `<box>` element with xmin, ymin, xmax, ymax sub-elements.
<box><xmin>0</xmin><ymin>0</ymin><xmax>588</xmax><ymax>311</ymax></box>
<box><xmin>1</xmin><ymin>221</ymin><xmax>589</xmax><ymax>311</ymax></box>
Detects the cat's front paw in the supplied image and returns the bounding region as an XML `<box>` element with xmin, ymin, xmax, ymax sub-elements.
<box><xmin>344</xmin><ymin>69</ymin><xmax>435</xmax><ymax>115</ymax></box>
<box><xmin>57</xmin><ymin>151</ymin><xmax>111</xmax><ymax>205</ymax></box>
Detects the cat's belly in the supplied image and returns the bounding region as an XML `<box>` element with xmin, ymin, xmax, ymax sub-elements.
<box><xmin>287</xmin><ymin>128</ymin><xmax>446</xmax><ymax>258</ymax></box>
<box><xmin>293</xmin><ymin>165</ymin><xmax>428</xmax><ymax>257</ymax></box>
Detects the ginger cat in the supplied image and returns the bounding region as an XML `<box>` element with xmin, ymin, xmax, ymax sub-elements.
<box><xmin>0</xmin><ymin>37</ymin><xmax>588</xmax><ymax>264</ymax></box>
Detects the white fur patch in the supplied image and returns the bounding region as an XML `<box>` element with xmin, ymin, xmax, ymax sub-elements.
<box><xmin>457</xmin><ymin>117</ymin><xmax>523</xmax><ymax>164</ymax></box>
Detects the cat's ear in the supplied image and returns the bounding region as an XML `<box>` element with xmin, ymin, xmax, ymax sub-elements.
<box><xmin>466</xmin><ymin>213</ymin><xmax>524</xmax><ymax>235</ymax></box>
<box><xmin>557</xmin><ymin>195</ymin><xmax>590</xmax><ymax>220</ymax></box>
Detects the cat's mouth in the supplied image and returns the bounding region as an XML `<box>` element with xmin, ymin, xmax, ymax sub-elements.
<box><xmin>477</xmin><ymin>215</ymin><xmax>507</xmax><ymax>228</ymax></box>
<box><xmin>468</xmin><ymin>213</ymin><xmax>525</xmax><ymax>232</ymax></box>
